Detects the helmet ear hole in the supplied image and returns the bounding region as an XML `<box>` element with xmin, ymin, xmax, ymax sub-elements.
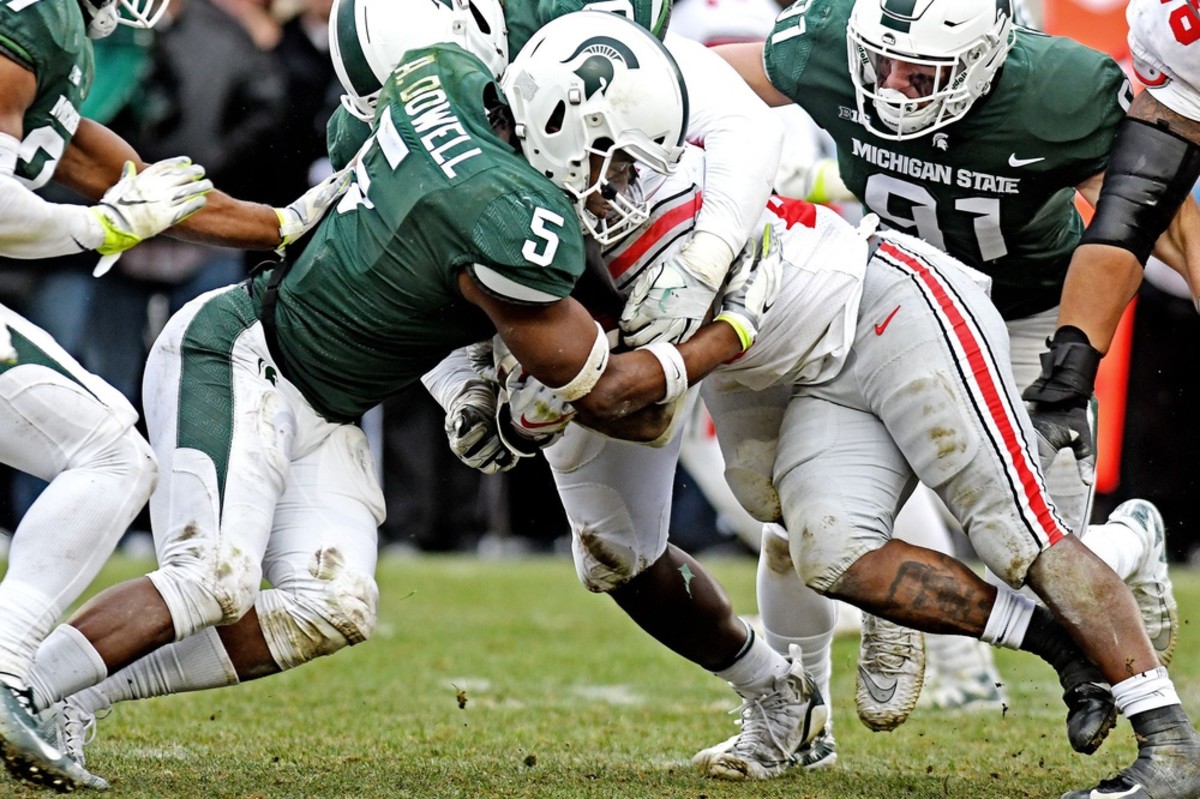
<box><xmin>546</xmin><ymin>101</ymin><xmax>567</xmax><ymax>136</ymax></box>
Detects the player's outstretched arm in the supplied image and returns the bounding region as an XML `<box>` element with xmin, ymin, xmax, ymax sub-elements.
<box><xmin>58</xmin><ymin>118</ymin><xmax>347</xmax><ymax>252</ymax></box>
<box><xmin>710</xmin><ymin>42</ymin><xmax>794</xmax><ymax>108</ymax></box>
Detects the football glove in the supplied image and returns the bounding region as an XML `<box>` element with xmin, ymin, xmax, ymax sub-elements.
<box><xmin>496</xmin><ymin>367</ymin><xmax>576</xmax><ymax>455</ymax></box>
<box><xmin>1021</xmin><ymin>326</ymin><xmax>1101</xmax><ymax>486</ymax></box>
<box><xmin>91</xmin><ymin>157</ymin><xmax>213</xmax><ymax>275</ymax></box>
<box><xmin>715</xmin><ymin>224</ymin><xmax>782</xmax><ymax>352</ymax></box>
<box><xmin>619</xmin><ymin>231</ymin><xmax>733</xmax><ymax>348</ymax></box>
<box><xmin>274</xmin><ymin>164</ymin><xmax>354</xmax><ymax>252</ymax></box>
<box><xmin>444</xmin><ymin>378</ymin><xmax>520</xmax><ymax>475</ymax></box>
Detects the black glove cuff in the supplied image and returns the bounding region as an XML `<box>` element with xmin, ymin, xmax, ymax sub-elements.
<box><xmin>495</xmin><ymin>403</ymin><xmax>544</xmax><ymax>457</ymax></box>
<box><xmin>1022</xmin><ymin>326</ymin><xmax>1101</xmax><ymax>407</ymax></box>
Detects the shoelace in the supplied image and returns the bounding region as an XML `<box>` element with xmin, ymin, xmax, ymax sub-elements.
<box><xmin>727</xmin><ymin>677</ymin><xmax>802</xmax><ymax>759</ymax></box>
<box><xmin>863</xmin><ymin>620</ymin><xmax>919</xmax><ymax>678</ymax></box>
<box><xmin>61</xmin><ymin>704</ymin><xmax>107</xmax><ymax>764</ymax></box>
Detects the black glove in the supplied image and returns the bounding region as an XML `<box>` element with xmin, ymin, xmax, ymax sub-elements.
<box><xmin>1021</xmin><ymin>326</ymin><xmax>1101</xmax><ymax>486</ymax></box>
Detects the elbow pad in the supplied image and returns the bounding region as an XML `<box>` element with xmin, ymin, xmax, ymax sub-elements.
<box><xmin>1080</xmin><ymin>117</ymin><xmax>1200</xmax><ymax>264</ymax></box>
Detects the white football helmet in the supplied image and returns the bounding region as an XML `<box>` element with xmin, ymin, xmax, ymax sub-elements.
<box><xmin>502</xmin><ymin>11</ymin><xmax>688</xmax><ymax>245</ymax></box>
<box><xmin>329</xmin><ymin>0</ymin><xmax>508</xmax><ymax>121</ymax></box>
<box><xmin>847</xmin><ymin>0</ymin><xmax>1015</xmax><ymax>140</ymax></box>
<box><xmin>78</xmin><ymin>0</ymin><xmax>168</xmax><ymax>38</ymax></box>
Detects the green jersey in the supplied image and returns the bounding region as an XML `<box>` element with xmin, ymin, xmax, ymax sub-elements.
<box><xmin>261</xmin><ymin>44</ymin><xmax>585</xmax><ymax>423</ymax></box>
<box><xmin>763</xmin><ymin>0</ymin><xmax>1130</xmax><ymax>318</ymax></box>
<box><xmin>0</xmin><ymin>0</ymin><xmax>94</xmax><ymax>189</ymax></box>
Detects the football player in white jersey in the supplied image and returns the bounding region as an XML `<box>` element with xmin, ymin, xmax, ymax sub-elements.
<box><xmin>0</xmin><ymin>0</ymin><xmax>349</xmax><ymax>789</ymax></box>
<box><xmin>480</xmin><ymin>138</ymin><xmax>1200</xmax><ymax>795</ymax></box>
<box><xmin>1027</xmin><ymin>0</ymin><xmax>1200</xmax><ymax>527</ymax></box>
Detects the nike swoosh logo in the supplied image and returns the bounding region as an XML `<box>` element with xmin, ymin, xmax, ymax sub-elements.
<box><xmin>874</xmin><ymin>305</ymin><xmax>901</xmax><ymax>336</ymax></box>
<box><xmin>519</xmin><ymin>412</ymin><xmax>575</xmax><ymax>430</ymax></box>
<box><xmin>857</xmin><ymin>664</ymin><xmax>897</xmax><ymax>703</ymax></box>
<box><xmin>1008</xmin><ymin>154</ymin><xmax>1045</xmax><ymax>167</ymax></box>
<box><xmin>1150</xmin><ymin>593</ymin><xmax>1174</xmax><ymax>652</ymax></box>
<box><xmin>1089</xmin><ymin>784</ymin><xmax>1143</xmax><ymax>798</ymax></box>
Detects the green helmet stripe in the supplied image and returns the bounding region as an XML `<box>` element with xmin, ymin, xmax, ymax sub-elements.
<box><xmin>880</xmin><ymin>0</ymin><xmax>917</xmax><ymax>32</ymax></box>
<box><xmin>647</xmin><ymin>0</ymin><xmax>670</xmax><ymax>38</ymax></box>
<box><xmin>334</xmin><ymin>0</ymin><xmax>379</xmax><ymax>96</ymax></box>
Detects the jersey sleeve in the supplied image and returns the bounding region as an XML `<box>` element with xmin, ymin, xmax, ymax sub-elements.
<box><xmin>763</xmin><ymin>0</ymin><xmax>839</xmax><ymax>102</ymax></box>
<box><xmin>326</xmin><ymin>106</ymin><xmax>372</xmax><ymax>172</ymax></box>
<box><xmin>1020</xmin><ymin>36</ymin><xmax>1131</xmax><ymax>185</ymax></box>
<box><xmin>466</xmin><ymin>191</ymin><xmax>585</xmax><ymax>305</ymax></box>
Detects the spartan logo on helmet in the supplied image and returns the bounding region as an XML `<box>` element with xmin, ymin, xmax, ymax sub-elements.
<box><xmin>565</xmin><ymin>37</ymin><xmax>641</xmax><ymax>99</ymax></box>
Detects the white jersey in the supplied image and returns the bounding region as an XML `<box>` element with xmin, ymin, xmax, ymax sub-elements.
<box><xmin>670</xmin><ymin>0</ymin><xmax>780</xmax><ymax>45</ymax></box>
<box><xmin>1127</xmin><ymin>0</ymin><xmax>1200</xmax><ymax>119</ymax></box>
<box><xmin>605</xmin><ymin>146</ymin><xmax>865</xmax><ymax>390</ymax></box>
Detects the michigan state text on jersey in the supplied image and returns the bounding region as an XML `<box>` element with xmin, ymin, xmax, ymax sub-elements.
<box><xmin>762</xmin><ymin>0</ymin><xmax>1130</xmax><ymax>319</ymax></box>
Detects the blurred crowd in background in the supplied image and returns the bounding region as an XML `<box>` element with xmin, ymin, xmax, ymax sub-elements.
<box><xmin>2</xmin><ymin>0</ymin><xmax>1199</xmax><ymax>564</ymax></box>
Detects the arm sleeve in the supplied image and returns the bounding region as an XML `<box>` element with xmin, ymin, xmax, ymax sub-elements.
<box><xmin>0</xmin><ymin>133</ymin><xmax>105</xmax><ymax>259</ymax></box>
<box><xmin>421</xmin><ymin>346</ymin><xmax>480</xmax><ymax>413</ymax></box>
<box><xmin>666</xmin><ymin>32</ymin><xmax>783</xmax><ymax>254</ymax></box>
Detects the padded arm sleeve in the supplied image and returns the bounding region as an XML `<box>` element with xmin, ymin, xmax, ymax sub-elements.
<box><xmin>0</xmin><ymin>133</ymin><xmax>105</xmax><ymax>259</ymax></box>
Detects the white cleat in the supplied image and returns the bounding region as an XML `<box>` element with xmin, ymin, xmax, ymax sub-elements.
<box><xmin>856</xmin><ymin>614</ymin><xmax>925</xmax><ymax>732</ymax></box>
<box><xmin>693</xmin><ymin>645</ymin><xmax>828</xmax><ymax>781</ymax></box>
<box><xmin>37</xmin><ymin>697</ymin><xmax>107</xmax><ymax>790</ymax></box>
<box><xmin>0</xmin><ymin>676</ymin><xmax>107</xmax><ymax>792</ymax></box>
<box><xmin>1108</xmin><ymin>499</ymin><xmax>1177</xmax><ymax>667</ymax></box>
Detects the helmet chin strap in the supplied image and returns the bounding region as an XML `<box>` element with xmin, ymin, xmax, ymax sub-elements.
<box><xmin>80</xmin><ymin>0</ymin><xmax>119</xmax><ymax>38</ymax></box>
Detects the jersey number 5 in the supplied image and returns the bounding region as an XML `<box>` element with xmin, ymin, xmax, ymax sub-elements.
<box><xmin>523</xmin><ymin>207</ymin><xmax>564</xmax><ymax>267</ymax></box>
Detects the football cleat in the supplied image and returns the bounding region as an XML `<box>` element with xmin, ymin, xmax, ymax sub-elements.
<box><xmin>37</xmin><ymin>697</ymin><xmax>105</xmax><ymax>781</ymax></box>
<box><xmin>0</xmin><ymin>675</ymin><xmax>106</xmax><ymax>792</ymax></box>
<box><xmin>855</xmin><ymin>614</ymin><xmax>925</xmax><ymax>731</ymax></box>
<box><xmin>1062</xmin><ymin>678</ymin><xmax>1118</xmax><ymax>755</ymax></box>
<box><xmin>1061</xmin><ymin>707</ymin><xmax>1200</xmax><ymax>799</ymax></box>
<box><xmin>693</xmin><ymin>645</ymin><xmax>828</xmax><ymax>780</ymax></box>
<box><xmin>1108</xmin><ymin>499</ymin><xmax>1178</xmax><ymax>667</ymax></box>
<box><xmin>795</xmin><ymin>726</ymin><xmax>837</xmax><ymax>770</ymax></box>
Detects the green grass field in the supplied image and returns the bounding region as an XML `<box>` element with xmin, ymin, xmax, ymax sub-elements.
<box><xmin>4</xmin><ymin>553</ymin><xmax>1198</xmax><ymax>799</ymax></box>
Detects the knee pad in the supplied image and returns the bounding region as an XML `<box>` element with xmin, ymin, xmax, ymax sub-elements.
<box><xmin>725</xmin><ymin>466</ymin><xmax>782</xmax><ymax>523</ymax></box>
<box><xmin>787</xmin><ymin>502</ymin><xmax>888</xmax><ymax>594</ymax></box>
<box><xmin>102</xmin><ymin>427</ymin><xmax>159</xmax><ymax>501</ymax></box>
<box><xmin>255</xmin><ymin>556</ymin><xmax>379</xmax><ymax>671</ymax></box>
<box><xmin>148</xmin><ymin>551</ymin><xmax>265</xmax><ymax>640</ymax></box>
<box><xmin>570</xmin><ymin>498</ymin><xmax>661</xmax><ymax>593</ymax></box>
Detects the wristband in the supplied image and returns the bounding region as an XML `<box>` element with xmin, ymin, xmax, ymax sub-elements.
<box><xmin>555</xmin><ymin>321</ymin><xmax>610</xmax><ymax>402</ymax></box>
<box><xmin>714</xmin><ymin>311</ymin><xmax>754</xmax><ymax>351</ymax></box>
<box><xmin>641</xmin><ymin>341</ymin><xmax>688</xmax><ymax>404</ymax></box>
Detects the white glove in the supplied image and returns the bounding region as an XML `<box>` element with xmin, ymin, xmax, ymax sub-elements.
<box><xmin>90</xmin><ymin>157</ymin><xmax>213</xmax><ymax>275</ymax></box>
<box><xmin>715</xmin><ymin>225</ymin><xmax>783</xmax><ymax>352</ymax></box>
<box><xmin>619</xmin><ymin>231</ymin><xmax>734</xmax><ymax>348</ymax></box>
<box><xmin>497</xmin><ymin>368</ymin><xmax>575</xmax><ymax>455</ymax></box>
<box><xmin>444</xmin><ymin>378</ymin><xmax>520</xmax><ymax>475</ymax></box>
<box><xmin>274</xmin><ymin>164</ymin><xmax>354</xmax><ymax>252</ymax></box>
<box><xmin>487</xmin><ymin>339</ymin><xmax>575</xmax><ymax>454</ymax></box>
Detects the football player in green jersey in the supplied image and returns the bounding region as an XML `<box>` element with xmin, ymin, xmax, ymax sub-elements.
<box><xmin>12</xmin><ymin>13</ymin><xmax>783</xmax><ymax>790</ymax></box>
<box><xmin>711</xmin><ymin>0</ymin><xmax>1200</xmax><ymax>794</ymax></box>
<box><xmin>0</xmin><ymin>0</ymin><xmax>349</xmax><ymax>790</ymax></box>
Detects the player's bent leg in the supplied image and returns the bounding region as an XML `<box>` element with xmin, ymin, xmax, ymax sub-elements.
<box><xmin>253</xmin><ymin>423</ymin><xmax>383</xmax><ymax>674</ymax></box>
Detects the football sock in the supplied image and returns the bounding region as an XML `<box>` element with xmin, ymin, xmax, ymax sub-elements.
<box><xmin>1112</xmin><ymin>667</ymin><xmax>1180</xmax><ymax>718</ymax></box>
<box><xmin>85</xmin><ymin>627</ymin><xmax>239</xmax><ymax>708</ymax></box>
<box><xmin>715</xmin><ymin>622</ymin><xmax>791</xmax><ymax>696</ymax></box>
<box><xmin>27</xmin><ymin>624</ymin><xmax>107</xmax><ymax>712</ymax></box>
<box><xmin>980</xmin><ymin>584</ymin><xmax>1036</xmax><ymax>649</ymax></box>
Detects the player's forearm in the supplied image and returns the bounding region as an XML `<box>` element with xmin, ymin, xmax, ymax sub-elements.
<box><xmin>1055</xmin><ymin>243</ymin><xmax>1144</xmax><ymax>354</ymax></box>
<box><xmin>578</xmin><ymin>320</ymin><xmax>741</xmax><ymax>421</ymax></box>
<box><xmin>168</xmin><ymin>189</ymin><xmax>282</xmax><ymax>250</ymax></box>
